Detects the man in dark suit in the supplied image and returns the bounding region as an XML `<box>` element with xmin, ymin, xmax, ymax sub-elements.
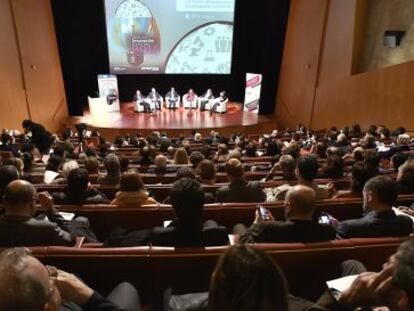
<box><xmin>238</xmin><ymin>185</ymin><xmax>336</xmax><ymax>243</ymax></box>
<box><xmin>22</xmin><ymin>119</ymin><xmax>52</xmax><ymax>154</ymax></box>
<box><xmin>0</xmin><ymin>180</ymin><xmax>76</xmax><ymax>247</ymax></box>
<box><xmin>151</xmin><ymin>178</ymin><xmax>228</xmax><ymax>247</ymax></box>
<box><xmin>216</xmin><ymin>158</ymin><xmax>266</xmax><ymax>203</ymax></box>
<box><xmin>336</xmin><ymin>175</ymin><xmax>413</xmax><ymax>238</ymax></box>
<box><xmin>0</xmin><ymin>247</ymin><xmax>141</xmax><ymax>311</ymax></box>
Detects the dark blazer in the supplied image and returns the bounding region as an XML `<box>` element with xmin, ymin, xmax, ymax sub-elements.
<box><xmin>30</xmin><ymin>122</ymin><xmax>52</xmax><ymax>153</ymax></box>
<box><xmin>146</xmin><ymin>166</ymin><xmax>177</xmax><ymax>175</ymax></box>
<box><xmin>336</xmin><ymin>210</ymin><xmax>413</xmax><ymax>238</ymax></box>
<box><xmin>151</xmin><ymin>220</ymin><xmax>228</xmax><ymax>247</ymax></box>
<box><xmin>0</xmin><ymin>212</ymin><xmax>75</xmax><ymax>247</ymax></box>
<box><xmin>52</xmin><ymin>188</ymin><xmax>109</xmax><ymax>205</ymax></box>
<box><xmin>240</xmin><ymin>219</ymin><xmax>337</xmax><ymax>244</ymax></box>
<box><xmin>216</xmin><ymin>179</ymin><xmax>266</xmax><ymax>203</ymax></box>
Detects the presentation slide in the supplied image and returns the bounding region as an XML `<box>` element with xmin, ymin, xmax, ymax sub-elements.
<box><xmin>104</xmin><ymin>0</ymin><xmax>235</xmax><ymax>74</ymax></box>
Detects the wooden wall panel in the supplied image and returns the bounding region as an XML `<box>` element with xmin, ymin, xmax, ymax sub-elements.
<box><xmin>0</xmin><ymin>0</ymin><xmax>30</xmax><ymax>130</ymax></box>
<box><xmin>276</xmin><ymin>0</ymin><xmax>414</xmax><ymax>131</ymax></box>
<box><xmin>11</xmin><ymin>0</ymin><xmax>68</xmax><ymax>133</ymax></box>
<box><xmin>275</xmin><ymin>0</ymin><xmax>328</xmax><ymax>128</ymax></box>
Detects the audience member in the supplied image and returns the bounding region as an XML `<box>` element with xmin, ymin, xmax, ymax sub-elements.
<box><xmin>216</xmin><ymin>158</ymin><xmax>266</xmax><ymax>203</ymax></box>
<box><xmin>84</xmin><ymin>156</ymin><xmax>99</xmax><ymax>174</ymax></box>
<box><xmin>147</xmin><ymin>154</ymin><xmax>176</xmax><ymax>174</ymax></box>
<box><xmin>396</xmin><ymin>160</ymin><xmax>414</xmax><ymax>194</ymax></box>
<box><xmin>237</xmin><ymin>185</ymin><xmax>336</xmax><ymax>243</ymax></box>
<box><xmin>97</xmin><ymin>153</ymin><xmax>121</xmax><ymax>185</ymax></box>
<box><xmin>196</xmin><ymin>159</ymin><xmax>217</xmax><ymax>185</ymax></box>
<box><xmin>336</xmin><ymin>175</ymin><xmax>412</xmax><ymax>238</ymax></box>
<box><xmin>111</xmin><ymin>171</ymin><xmax>157</xmax><ymax>207</ymax></box>
<box><xmin>0</xmin><ymin>247</ymin><xmax>141</xmax><ymax>311</ymax></box>
<box><xmin>0</xmin><ymin>165</ymin><xmax>19</xmax><ymax>201</ymax></box>
<box><xmin>173</xmin><ymin>147</ymin><xmax>190</xmax><ymax>165</ymax></box>
<box><xmin>334</xmin><ymin>161</ymin><xmax>376</xmax><ymax>198</ymax></box>
<box><xmin>0</xmin><ymin>180</ymin><xmax>76</xmax><ymax>246</ymax></box>
<box><xmin>151</xmin><ymin>178</ymin><xmax>227</xmax><ymax>246</ymax></box>
<box><xmin>53</xmin><ymin>168</ymin><xmax>109</xmax><ymax>205</ymax></box>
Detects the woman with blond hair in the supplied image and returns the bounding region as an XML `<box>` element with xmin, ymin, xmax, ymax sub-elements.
<box><xmin>173</xmin><ymin>147</ymin><xmax>190</xmax><ymax>165</ymax></box>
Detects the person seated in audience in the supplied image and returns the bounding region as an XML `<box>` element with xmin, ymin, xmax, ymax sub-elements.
<box><xmin>189</xmin><ymin>151</ymin><xmax>205</xmax><ymax>168</ymax></box>
<box><xmin>50</xmin><ymin>160</ymin><xmax>79</xmax><ymax>184</ymax></box>
<box><xmin>244</xmin><ymin>142</ymin><xmax>258</xmax><ymax>157</ymax></box>
<box><xmin>147</xmin><ymin>154</ymin><xmax>177</xmax><ymax>175</ymax></box>
<box><xmin>118</xmin><ymin>154</ymin><xmax>130</xmax><ymax>173</ymax></box>
<box><xmin>336</xmin><ymin>175</ymin><xmax>413</xmax><ymax>238</ymax></box>
<box><xmin>0</xmin><ymin>132</ymin><xmax>19</xmax><ymax>156</ymax></box>
<box><xmin>396</xmin><ymin>160</ymin><xmax>414</xmax><ymax>194</ymax></box>
<box><xmin>4</xmin><ymin>157</ymin><xmax>24</xmax><ymax>177</ymax></box>
<box><xmin>208</xmin><ymin>245</ymin><xmax>289</xmax><ymax>311</ymax></box>
<box><xmin>334</xmin><ymin>161</ymin><xmax>376</xmax><ymax>198</ymax></box>
<box><xmin>97</xmin><ymin>153</ymin><xmax>121</xmax><ymax>185</ymax></box>
<box><xmin>173</xmin><ymin>147</ymin><xmax>190</xmax><ymax>165</ymax></box>
<box><xmin>364</xmin><ymin>149</ymin><xmax>382</xmax><ymax>174</ymax></box>
<box><xmin>318</xmin><ymin>155</ymin><xmax>344</xmax><ymax>179</ymax></box>
<box><xmin>0</xmin><ymin>247</ymin><xmax>141</xmax><ymax>311</ymax></box>
<box><xmin>310</xmin><ymin>239</ymin><xmax>414</xmax><ymax>310</ymax></box>
<box><xmin>84</xmin><ymin>156</ymin><xmax>99</xmax><ymax>174</ymax></box>
<box><xmin>265</xmin><ymin>155</ymin><xmax>332</xmax><ymax>202</ymax></box>
<box><xmin>53</xmin><ymin>168</ymin><xmax>109</xmax><ymax>205</ymax></box>
<box><xmin>391</xmin><ymin>152</ymin><xmax>409</xmax><ymax>172</ymax></box>
<box><xmin>111</xmin><ymin>171</ymin><xmax>157</xmax><ymax>208</ymax></box>
<box><xmin>44</xmin><ymin>154</ymin><xmax>63</xmax><ymax>184</ymax></box>
<box><xmin>134</xmin><ymin>146</ymin><xmax>154</xmax><ymax>166</ymax></box>
<box><xmin>0</xmin><ymin>180</ymin><xmax>76</xmax><ymax>246</ymax></box>
<box><xmin>214</xmin><ymin>143</ymin><xmax>229</xmax><ymax>162</ymax></box>
<box><xmin>151</xmin><ymin>178</ymin><xmax>228</xmax><ymax>246</ymax></box>
<box><xmin>196</xmin><ymin>159</ymin><xmax>217</xmax><ymax>185</ymax></box>
<box><xmin>236</xmin><ymin>185</ymin><xmax>336</xmax><ymax>243</ymax></box>
<box><xmin>265</xmin><ymin>154</ymin><xmax>296</xmax><ymax>181</ymax></box>
<box><xmin>200</xmin><ymin>144</ymin><xmax>212</xmax><ymax>160</ymax></box>
<box><xmin>216</xmin><ymin>158</ymin><xmax>266</xmax><ymax>203</ymax></box>
<box><xmin>22</xmin><ymin>119</ymin><xmax>53</xmax><ymax>154</ymax></box>
<box><xmin>165</xmin><ymin>245</ymin><xmax>289</xmax><ymax>311</ymax></box>
<box><xmin>0</xmin><ymin>165</ymin><xmax>19</xmax><ymax>202</ymax></box>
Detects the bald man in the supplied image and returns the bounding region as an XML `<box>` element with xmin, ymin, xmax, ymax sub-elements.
<box><xmin>238</xmin><ymin>185</ymin><xmax>336</xmax><ymax>243</ymax></box>
<box><xmin>0</xmin><ymin>180</ymin><xmax>75</xmax><ymax>247</ymax></box>
<box><xmin>147</xmin><ymin>154</ymin><xmax>177</xmax><ymax>174</ymax></box>
<box><xmin>0</xmin><ymin>247</ymin><xmax>141</xmax><ymax>310</ymax></box>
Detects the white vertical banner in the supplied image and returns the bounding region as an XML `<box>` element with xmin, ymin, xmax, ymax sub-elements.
<box><xmin>244</xmin><ymin>73</ymin><xmax>262</xmax><ymax>113</ymax></box>
<box><xmin>97</xmin><ymin>74</ymin><xmax>120</xmax><ymax>112</ymax></box>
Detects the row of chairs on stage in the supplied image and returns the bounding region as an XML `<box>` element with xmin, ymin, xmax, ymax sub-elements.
<box><xmin>134</xmin><ymin>87</ymin><xmax>229</xmax><ymax>114</ymax></box>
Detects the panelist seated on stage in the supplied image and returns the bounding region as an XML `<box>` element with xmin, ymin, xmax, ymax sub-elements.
<box><xmin>133</xmin><ymin>90</ymin><xmax>151</xmax><ymax>113</ymax></box>
<box><xmin>183</xmin><ymin>88</ymin><xmax>198</xmax><ymax>109</ymax></box>
<box><xmin>210</xmin><ymin>91</ymin><xmax>229</xmax><ymax>114</ymax></box>
<box><xmin>147</xmin><ymin>88</ymin><xmax>163</xmax><ymax>111</ymax></box>
<box><xmin>199</xmin><ymin>88</ymin><xmax>214</xmax><ymax>111</ymax></box>
<box><xmin>165</xmin><ymin>87</ymin><xmax>180</xmax><ymax>109</ymax></box>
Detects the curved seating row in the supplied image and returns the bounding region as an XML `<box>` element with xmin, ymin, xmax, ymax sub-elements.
<box><xmin>11</xmin><ymin>237</ymin><xmax>408</xmax><ymax>306</ymax></box>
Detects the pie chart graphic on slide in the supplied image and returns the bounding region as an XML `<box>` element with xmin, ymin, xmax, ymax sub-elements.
<box><xmin>165</xmin><ymin>22</ymin><xmax>233</xmax><ymax>74</ymax></box>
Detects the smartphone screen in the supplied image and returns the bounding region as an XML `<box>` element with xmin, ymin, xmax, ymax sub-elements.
<box><xmin>258</xmin><ymin>206</ymin><xmax>271</xmax><ymax>220</ymax></box>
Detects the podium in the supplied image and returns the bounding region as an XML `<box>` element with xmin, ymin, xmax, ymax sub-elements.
<box><xmin>88</xmin><ymin>96</ymin><xmax>120</xmax><ymax>121</ymax></box>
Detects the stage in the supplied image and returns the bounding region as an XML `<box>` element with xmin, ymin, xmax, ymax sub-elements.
<box><xmin>67</xmin><ymin>102</ymin><xmax>277</xmax><ymax>139</ymax></box>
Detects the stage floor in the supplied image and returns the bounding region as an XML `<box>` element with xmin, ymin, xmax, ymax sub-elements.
<box><xmin>79</xmin><ymin>102</ymin><xmax>274</xmax><ymax>131</ymax></box>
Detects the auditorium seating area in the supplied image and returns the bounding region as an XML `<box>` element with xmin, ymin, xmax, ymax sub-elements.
<box><xmin>0</xmin><ymin>124</ymin><xmax>414</xmax><ymax>309</ymax></box>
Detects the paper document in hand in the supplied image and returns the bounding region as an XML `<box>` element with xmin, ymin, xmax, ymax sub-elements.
<box><xmin>326</xmin><ymin>275</ymin><xmax>358</xmax><ymax>293</ymax></box>
<box><xmin>44</xmin><ymin>171</ymin><xmax>59</xmax><ymax>184</ymax></box>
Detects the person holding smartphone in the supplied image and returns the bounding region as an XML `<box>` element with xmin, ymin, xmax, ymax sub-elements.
<box><xmin>235</xmin><ymin>185</ymin><xmax>336</xmax><ymax>244</ymax></box>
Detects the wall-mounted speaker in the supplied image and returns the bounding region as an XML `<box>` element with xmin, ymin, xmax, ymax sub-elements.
<box><xmin>383</xmin><ymin>30</ymin><xmax>406</xmax><ymax>47</ymax></box>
